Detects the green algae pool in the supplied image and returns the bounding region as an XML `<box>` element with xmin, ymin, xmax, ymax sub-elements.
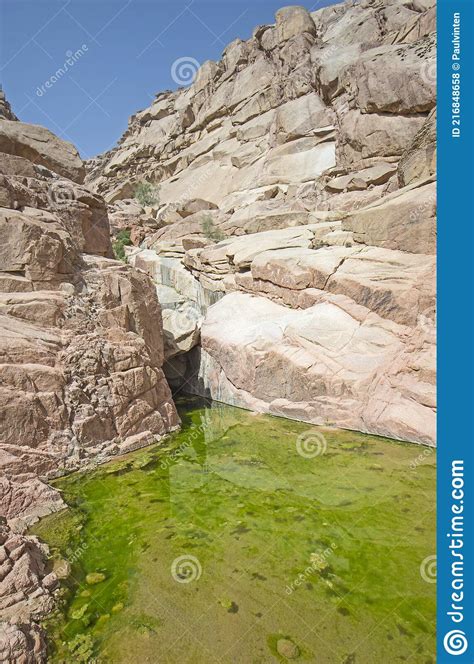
<box><xmin>32</xmin><ymin>397</ymin><xmax>436</xmax><ymax>664</ymax></box>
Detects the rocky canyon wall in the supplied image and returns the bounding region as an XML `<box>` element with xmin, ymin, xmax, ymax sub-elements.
<box><xmin>0</xmin><ymin>105</ymin><xmax>179</xmax><ymax>660</ymax></box>
<box><xmin>88</xmin><ymin>0</ymin><xmax>436</xmax><ymax>447</ymax></box>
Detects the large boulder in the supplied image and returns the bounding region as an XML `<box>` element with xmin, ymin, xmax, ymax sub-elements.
<box><xmin>0</xmin><ymin>120</ymin><xmax>85</xmax><ymax>183</ymax></box>
<box><xmin>191</xmin><ymin>291</ymin><xmax>435</xmax><ymax>446</ymax></box>
<box><xmin>336</xmin><ymin>109</ymin><xmax>424</xmax><ymax>166</ymax></box>
<box><xmin>340</xmin><ymin>36</ymin><xmax>436</xmax><ymax>114</ymax></box>
<box><xmin>247</xmin><ymin>245</ymin><xmax>435</xmax><ymax>326</ymax></box>
<box><xmin>275</xmin><ymin>6</ymin><xmax>316</xmax><ymax>42</ymax></box>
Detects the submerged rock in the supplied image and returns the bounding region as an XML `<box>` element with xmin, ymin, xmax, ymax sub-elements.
<box><xmin>277</xmin><ymin>638</ymin><xmax>300</xmax><ymax>659</ymax></box>
<box><xmin>85</xmin><ymin>572</ymin><xmax>106</xmax><ymax>585</ymax></box>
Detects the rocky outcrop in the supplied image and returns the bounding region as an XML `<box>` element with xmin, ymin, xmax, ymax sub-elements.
<box><xmin>195</xmin><ymin>290</ymin><xmax>435</xmax><ymax>445</ymax></box>
<box><xmin>0</xmin><ymin>121</ymin><xmax>85</xmax><ymax>184</ymax></box>
<box><xmin>0</xmin><ymin>139</ymin><xmax>179</xmax><ymax>479</ymax></box>
<box><xmin>87</xmin><ymin>1</ymin><xmax>433</xmax><ymax>211</ymax></box>
<box><xmin>0</xmin><ymin>612</ymin><xmax>47</xmax><ymax>663</ymax></box>
<box><xmin>0</xmin><ymin>102</ymin><xmax>179</xmax><ymax>660</ymax></box>
<box><xmin>0</xmin><ymin>520</ymin><xmax>56</xmax><ymax>630</ymax></box>
<box><xmin>0</xmin><ymin>91</ymin><xmax>17</xmax><ymax>122</ymax></box>
<box><xmin>343</xmin><ymin>177</ymin><xmax>436</xmax><ymax>254</ymax></box>
<box><xmin>129</xmin><ymin>225</ymin><xmax>435</xmax><ymax>445</ymax></box>
<box><xmin>87</xmin><ymin>0</ymin><xmax>436</xmax><ymax>447</ymax></box>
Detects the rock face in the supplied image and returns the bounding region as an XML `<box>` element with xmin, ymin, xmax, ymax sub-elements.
<box><xmin>1</xmin><ymin>1</ymin><xmax>437</xmax><ymax>658</ymax></box>
<box><xmin>196</xmin><ymin>291</ymin><xmax>435</xmax><ymax>445</ymax></box>
<box><xmin>0</xmin><ymin>120</ymin><xmax>85</xmax><ymax>184</ymax></box>
<box><xmin>87</xmin><ymin>0</ymin><xmax>435</xmax><ymax>210</ymax></box>
<box><xmin>0</xmin><ymin>132</ymin><xmax>179</xmax><ymax>479</ymax></box>
<box><xmin>0</xmin><ymin>91</ymin><xmax>17</xmax><ymax>121</ymax></box>
<box><xmin>0</xmin><ymin>102</ymin><xmax>179</xmax><ymax>660</ymax></box>
<box><xmin>0</xmin><ymin>614</ymin><xmax>47</xmax><ymax>663</ymax></box>
<box><xmin>88</xmin><ymin>0</ymin><xmax>436</xmax><ymax>447</ymax></box>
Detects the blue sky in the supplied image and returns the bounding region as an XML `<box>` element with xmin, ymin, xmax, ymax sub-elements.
<box><xmin>0</xmin><ymin>0</ymin><xmax>338</xmax><ymax>158</ymax></box>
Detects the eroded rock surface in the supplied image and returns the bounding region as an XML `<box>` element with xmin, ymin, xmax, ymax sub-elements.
<box><xmin>196</xmin><ymin>291</ymin><xmax>435</xmax><ymax>445</ymax></box>
<box><xmin>0</xmin><ymin>143</ymin><xmax>179</xmax><ymax>479</ymax></box>
<box><xmin>87</xmin><ymin>0</ymin><xmax>436</xmax><ymax>447</ymax></box>
<box><xmin>0</xmin><ymin>105</ymin><xmax>179</xmax><ymax>660</ymax></box>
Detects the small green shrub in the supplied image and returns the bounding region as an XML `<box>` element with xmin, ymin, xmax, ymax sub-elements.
<box><xmin>134</xmin><ymin>180</ymin><xmax>159</xmax><ymax>207</ymax></box>
<box><xmin>201</xmin><ymin>214</ymin><xmax>225</xmax><ymax>242</ymax></box>
<box><xmin>112</xmin><ymin>229</ymin><xmax>132</xmax><ymax>261</ymax></box>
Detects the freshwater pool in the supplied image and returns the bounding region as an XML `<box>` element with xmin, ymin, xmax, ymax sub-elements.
<box><xmin>33</xmin><ymin>397</ymin><xmax>436</xmax><ymax>663</ymax></box>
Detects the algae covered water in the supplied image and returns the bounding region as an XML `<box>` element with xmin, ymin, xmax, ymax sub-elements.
<box><xmin>33</xmin><ymin>397</ymin><xmax>436</xmax><ymax>663</ymax></box>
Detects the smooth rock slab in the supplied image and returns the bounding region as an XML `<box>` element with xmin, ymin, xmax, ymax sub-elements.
<box><xmin>249</xmin><ymin>244</ymin><xmax>435</xmax><ymax>326</ymax></box>
<box><xmin>195</xmin><ymin>292</ymin><xmax>435</xmax><ymax>445</ymax></box>
<box><xmin>344</xmin><ymin>179</ymin><xmax>436</xmax><ymax>254</ymax></box>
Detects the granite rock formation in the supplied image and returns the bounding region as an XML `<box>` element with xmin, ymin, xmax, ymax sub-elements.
<box><xmin>0</xmin><ymin>109</ymin><xmax>179</xmax><ymax>659</ymax></box>
<box><xmin>88</xmin><ymin>0</ymin><xmax>436</xmax><ymax>447</ymax></box>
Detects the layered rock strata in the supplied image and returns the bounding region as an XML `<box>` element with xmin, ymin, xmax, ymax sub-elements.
<box><xmin>88</xmin><ymin>0</ymin><xmax>436</xmax><ymax>446</ymax></box>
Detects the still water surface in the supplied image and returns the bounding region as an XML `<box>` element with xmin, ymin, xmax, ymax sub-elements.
<box><xmin>33</xmin><ymin>397</ymin><xmax>436</xmax><ymax>663</ymax></box>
